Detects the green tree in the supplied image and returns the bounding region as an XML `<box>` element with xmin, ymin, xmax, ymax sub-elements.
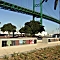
<box><xmin>19</xmin><ymin>27</ymin><xmax>25</xmax><ymax>33</ymax></box>
<box><xmin>1</xmin><ymin>23</ymin><xmax>16</xmax><ymax>34</ymax></box>
<box><xmin>19</xmin><ymin>20</ymin><xmax>45</xmax><ymax>36</ymax></box>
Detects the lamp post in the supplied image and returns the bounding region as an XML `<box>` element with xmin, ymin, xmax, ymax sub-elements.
<box><xmin>56</xmin><ymin>28</ymin><xmax>59</xmax><ymax>34</ymax></box>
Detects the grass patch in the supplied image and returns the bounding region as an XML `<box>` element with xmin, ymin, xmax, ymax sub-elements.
<box><xmin>0</xmin><ymin>45</ymin><xmax>60</xmax><ymax>60</ymax></box>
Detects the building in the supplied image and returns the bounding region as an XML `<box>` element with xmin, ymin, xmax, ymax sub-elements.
<box><xmin>35</xmin><ymin>31</ymin><xmax>47</xmax><ymax>36</ymax></box>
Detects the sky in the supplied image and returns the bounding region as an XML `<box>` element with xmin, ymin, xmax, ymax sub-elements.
<box><xmin>0</xmin><ymin>0</ymin><xmax>60</xmax><ymax>34</ymax></box>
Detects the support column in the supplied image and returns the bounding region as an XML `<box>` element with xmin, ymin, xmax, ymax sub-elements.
<box><xmin>40</xmin><ymin>0</ymin><xmax>42</xmax><ymax>25</ymax></box>
<box><xmin>0</xmin><ymin>22</ymin><xmax>1</xmax><ymax>34</ymax></box>
<box><xmin>33</xmin><ymin>0</ymin><xmax>35</xmax><ymax>21</ymax></box>
<box><xmin>59</xmin><ymin>0</ymin><xmax>60</xmax><ymax>34</ymax></box>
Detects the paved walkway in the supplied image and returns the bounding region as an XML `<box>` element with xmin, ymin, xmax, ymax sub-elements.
<box><xmin>0</xmin><ymin>40</ymin><xmax>60</xmax><ymax>57</ymax></box>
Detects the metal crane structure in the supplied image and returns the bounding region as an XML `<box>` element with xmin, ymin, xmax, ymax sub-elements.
<box><xmin>0</xmin><ymin>0</ymin><xmax>60</xmax><ymax>24</ymax></box>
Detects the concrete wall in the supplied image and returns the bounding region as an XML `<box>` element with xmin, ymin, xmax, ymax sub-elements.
<box><xmin>42</xmin><ymin>38</ymin><xmax>48</xmax><ymax>43</ymax></box>
<box><xmin>42</xmin><ymin>38</ymin><xmax>60</xmax><ymax>44</ymax></box>
<box><xmin>0</xmin><ymin>40</ymin><xmax>2</xmax><ymax>47</ymax></box>
<box><xmin>0</xmin><ymin>37</ymin><xmax>37</xmax><ymax>47</ymax></box>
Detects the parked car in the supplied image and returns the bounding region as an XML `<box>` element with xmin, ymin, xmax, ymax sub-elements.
<box><xmin>52</xmin><ymin>34</ymin><xmax>60</xmax><ymax>38</ymax></box>
<box><xmin>0</xmin><ymin>34</ymin><xmax>7</xmax><ymax>38</ymax></box>
<box><xmin>36</xmin><ymin>35</ymin><xmax>43</xmax><ymax>40</ymax></box>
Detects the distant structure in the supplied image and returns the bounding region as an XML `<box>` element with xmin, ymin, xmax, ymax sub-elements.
<box><xmin>0</xmin><ymin>31</ymin><xmax>21</xmax><ymax>34</ymax></box>
<box><xmin>35</xmin><ymin>31</ymin><xmax>47</xmax><ymax>36</ymax></box>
